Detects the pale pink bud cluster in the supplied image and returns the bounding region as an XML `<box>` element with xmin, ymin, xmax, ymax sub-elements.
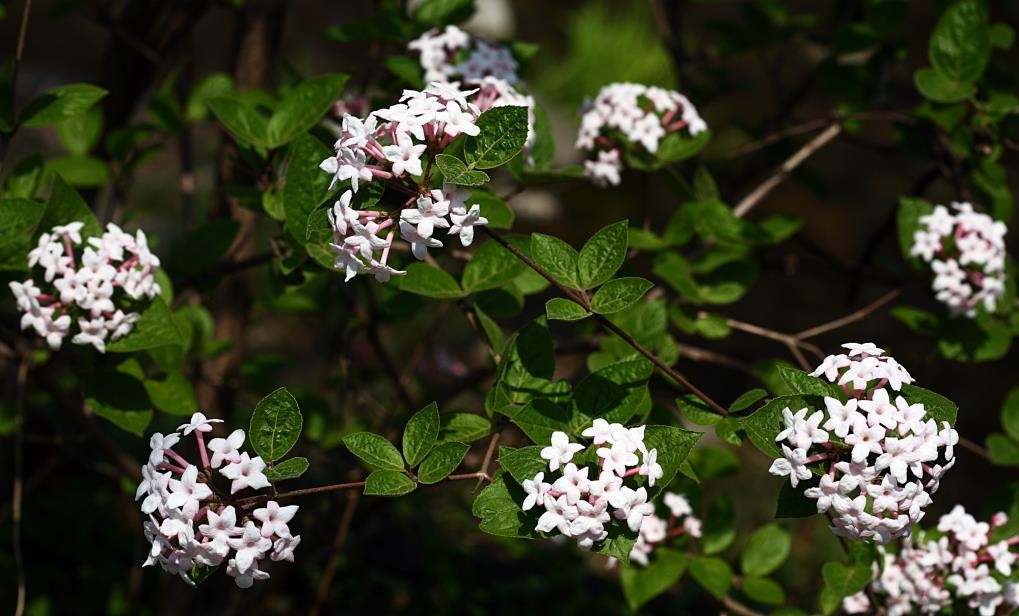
<box><xmin>408</xmin><ymin>26</ymin><xmax>537</xmax><ymax>163</ymax></box>
<box><xmin>844</xmin><ymin>506</ymin><xmax>1019</xmax><ymax>616</ymax></box>
<box><xmin>319</xmin><ymin>83</ymin><xmax>490</xmax><ymax>282</ymax></box>
<box><xmin>9</xmin><ymin>222</ymin><xmax>161</xmax><ymax>352</ymax></box>
<box><xmin>769</xmin><ymin>343</ymin><xmax>958</xmax><ymax>544</ymax></box>
<box><xmin>910</xmin><ymin>201</ymin><xmax>1007</xmax><ymax>316</ymax></box>
<box><xmin>408</xmin><ymin>25</ymin><xmax>520</xmax><ymax>86</ymax></box>
<box><xmin>137</xmin><ymin>412</ymin><xmax>300</xmax><ymax>588</ymax></box>
<box><xmin>521</xmin><ymin>421</ymin><xmax>664</xmax><ymax>551</ymax></box>
<box><xmin>628</xmin><ymin>492</ymin><xmax>702</xmax><ymax>566</ymax></box>
<box><xmin>576</xmin><ymin>82</ymin><xmax>707</xmax><ymax>187</ymax></box>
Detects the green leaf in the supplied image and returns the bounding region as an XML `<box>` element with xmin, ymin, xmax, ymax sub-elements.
<box><xmin>363</xmin><ymin>469</ymin><xmax>417</xmax><ymax>496</ymax></box>
<box><xmin>620</xmin><ymin>549</ymin><xmax>688</xmax><ymax>611</ymax></box>
<box><xmin>283</xmin><ymin>134</ymin><xmax>335</xmax><ymax>242</ymax></box>
<box><xmin>384</xmin><ymin>55</ymin><xmax>425</xmax><ymax>89</ymax></box>
<box><xmin>82</xmin><ymin>371</ymin><xmax>152</xmax><ymax>436</ymax></box>
<box><xmin>730</xmin><ymin>389</ymin><xmax>767</xmax><ymax>413</ymax></box>
<box><xmin>642</xmin><ymin>425</ymin><xmax>703</xmax><ymax>493</ymax></box>
<box><xmin>464</xmin><ymin>106</ymin><xmax>529</xmax><ymax>170</ymax></box>
<box><xmin>434</xmin><ymin>153</ymin><xmax>489</xmax><ymax>186</ymax></box>
<box><xmin>590</xmin><ymin>277</ymin><xmax>653</xmax><ymax>314</ymax></box>
<box><xmin>343</xmin><ymin>432</ymin><xmax>404</xmax><ymax>472</ymax></box>
<box><xmin>990</xmin><ymin>22</ymin><xmax>1015</xmax><ymax>50</ymax></box>
<box><xmin>820</xmin><ymin>559</ymin><xmax>873</xmax><ymax>614</ymax></box>
<box><xmin>106</xmin><ymin>299</ymin><xmax>184</xmax><ymax>353</ymax></box>
<box><xmin>417</xmin><ymin>441</ymin><xmax>470</xmax><ymax>484</ymax></box>
<box><xmin>403</xmin><ymin>401</ymin><xmax>440</xmax><ymax>467</ymax></box>
<box><xmin>972</xmin><ymin>159</ymin><xmax>1013</xmax><ymax>224</ymax></box>
<box><xmin>44</xmin><ymin>155</ymin><xmax>110</xmax><ymax>188</ymax></box>
<box><xmin>742</xmin><ymin>576</ymin><xmax>785</xmax><ymax>605</ymax></box>
<box><xmin>412</xmin><ymin>0</ymin><xmax>475</xmax><ymax>26</ymax></box>
<box><xmin>590</xmin><ymin>528</ymin><xmax>638</xmax><ymax>563</ymax></box>
<box><xmin>741</xmin><ymin>524</ymin><xmax>791</xmax><ymax>576</ymax></box>
<box><xmin>573</xmin><ymin>359</ymin><xmax>653</xmax><ymax>425</ymax></box>
<box><xmin>776</xmin><ymin>478</ymin><xmax>821</xmax><ymax>518</ymax></box>
<box><xmin>21</xmin><ymin>84</ymin><xmax>108</xmax><ymax>127</ymax></box>
<box><xmin>0</xmin><ymin>198</ymin><xmax>44</xmax><ymax>271</ymax></box>
<box><xmin>1001</xmin><ymin>388</ymin><xmax>1019</xmax><ymax>443</ymax></box>
<box><xmin>263</xmin><ymin>457</ymin><xmax>310</xmax><ymax>481</ymax></box>
<box><xmin>144</xmin><ymin>372</ymin><xmax>196</xmax><ymax>416</ymax></box>
<box><xmin>4</xmin><ymin>155</ymin><xmax>45</xmax><ymax>199</ymax></box>
<box><xmin>461</xmin><ymin>239</ymin><xmax>526</xmax><ymax>294</ymax></box>
<box><xmin>777</xmin><ymin>365</ymin><xmax>842</xmax><ymax>398</ymax></box>
<box><xmin>531</xmin><ymin>233</ymin><xmax>581</xmax><ymax>289</ymax></box>
<box><xmin>914</xmin><ymin>67</ymin><xmax>976</xmax><ymax>103</ymax></box>
<box><xmin>688</xmin><ymin>446</ymin><xmax>740</xmax><ymax>480</ymax></box>
<box><xmin>987</xmin><ymin>433</ymin><xmax>1019</xmax><ymax>466</ymax></box>
<box><xmin>701</xmin><ymin>493</ymin><xmax>736</xmax><ymax>554</ymax></box>
<box><xmin>438</xmin><ymin>412</ymin><xmax>491</xmax><ymax>443</ymax></box>
<box><xmin>498</xmin><ymin>398</ymin><xmax>574</xmax><ymax>445</ymax></box>
<box><xmin>248</xmin><ymin>388</ymin><xmax>303</xmax><ymax>463</ymax></box>
<box><xmin>472</xmin><ymin>471</ymin><xmax>540</xmax><ymax>538</ymax></box>
<box><xmin>676</xmin><ymin>394</ymin><xmax>722</xmax><ymax>426</ymax></box>
<box><xmin>891</xmin><ymin>305</ymin><xmax>939</xmax><ymax>335</ymax></box>
<box><xmin>578</xmin><ymin>220</ymin><xmax>628</xmax><ymax>289</ymax></box>
<box><xmin>40</xmin><ymin>176</ymin><xmax>102</xmax><ymax>239</ymax></box>
<box><xmin>266</xmin><ymin>74</ymin><xmax>349</xmax><ymax>147</ymax></box>
<box><xmin>487</xmin><ymin>319</ymin><xmax>560</xmax><ymax>414</ymax></box>
<box><xmin>398</xmin><ymin>262</ymin><xmax>464</xmax><ymax>299</ymax></box>
<box><xmin>654</xmin><ymin>130</ymin><xmax>711</xmax><ymax>165</ymax></box>
<box><xmin>897</xmin><ymin>196</ymin><xmax>935</xmax><ymax>266</ymax></box>
<box><xmin>57</xmin><ymin>105</ymin><xmax>102</xmax><ymax>156</ymax></box>
<box><xmin>929</xmin><ymin>0</ymin><xmax>990</xmax><ymax>83</ymax></box>
<box><xmin>497</xmin><ymin>446</ymin><xmax>547</xmax><ymax>484</ymax></box>
<box><xmin>937</xmin><ymin>314</ymin><xmax>1013</xmax><ymax>362</ymax></box>
<box><xmin>900</xmin><ymin>384</ymin><xmax>957</xmax><ymax>426</ymax></box>
<box><xmin>545</xmin><ymin>298</ymin><xmax>591</xmax><ymax>321</ymax></box>
<box><xmin>689</xmin><ymin>556</ymin><xmax>733</xmax><ymax>601</ymax></box>
<box><xmin>474</xmin><ymin>305</ymin><xmax>504</xmax><ymax>352</ymax></box>
<box><xmin>207</xmin><ymin>97</ymin><xmax>268</xmax><ymax>148</ymax></box>
<box><xmin>186</xmin><ymin>73</ymin><xmax>234</xmax><ymax>121</ymax></box>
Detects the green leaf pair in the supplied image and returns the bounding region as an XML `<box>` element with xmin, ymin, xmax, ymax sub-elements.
<box><xmin>249</xmin><ymin>388</ymin><xmax>308</xmax><ymax>482</ymax></box>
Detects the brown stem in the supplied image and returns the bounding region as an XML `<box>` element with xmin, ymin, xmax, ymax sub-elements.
<box><xmin>236</xmin><ymin>481</ymin><xmax>367</xmax><ymax>506</ymax></box>
<box><xmin>794</xmin><ymin>289</ymin><xmax>902</xmax><ymax>340</ymax></box>
<box><xmin>720</xmin><ymin>595</ymin><xmax>765</xmax><ymax>616</ymax></box>
<box><xmin>732</xmin><ymin>122</ymin><xmax>842</xmax><ymax>218</ymax></box>
<box><xmin>447</xmin><ymin>471</ymin><xmax>492</xmax><ymax>482</ymax></box>
<box><xmin>12</xmin><ymin>355</ymin><xmax>29</xmax><ymax>616</ymax></box>
<box><xmin>480</xmin><ymin>227</ymin><xmax>729</xmax><ymax>417</ymax></box>
<box><xmin>958</xmin><ymin>436</ymin><xmax>991</xmax><ymax>462</ymax></box>
<box><xmin>308</xmin><ymin>485</ymin><xmax>361</xmax><ymax>616</ymax></box>
<box><xmin>726</xmin><ymin>317</ymin><xmax>825</xmax><ymax>360</ymax></box>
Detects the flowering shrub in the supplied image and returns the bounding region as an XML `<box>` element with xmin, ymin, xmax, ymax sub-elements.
<box><xmin>911</xmin><ymin>201</ymin><xmax>1008</xmax><ymax>316</ymax></box>
<box><xmin>845</xmin><ymin>506</ymin><xmax>1019</xmax><ymax>615</ymax></box>
<box><xmin>9</xmin><ymin>221</ymin><xmax>160</xmax><ymax>352</ymax></box>
<box><xmin>768</xmin><ymin>343</ymin><xmax>958</xmax><ymax>543</ymax></box>
<box><xmin>138</xmin><ymin>410</ymin><xmax>301</xmax><ymax>588</ymax></box>
<box><xmin>2</xmin><ymin>0</ymin><xmax>1019</xmax><ymax>614</ymax></box>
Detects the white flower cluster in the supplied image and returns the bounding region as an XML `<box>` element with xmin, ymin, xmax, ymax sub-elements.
<box><xmin>319</xmin><ymin>83</ymin><xmax>490</xmax><ymax>282</ymax></box>
<box><xmin>576</xmin><ymin>82</ymin><xmax>708</xmax><ymax>187</ymax></box>
<box><xmin>910</xmin><ymin>201</ymin><xmax>1007</xmax><ymax>317</ymax></box>
<box><xmin>520</xmin><ymin>421</ymin><xmax>664</xmax><ymax>551</ymax></box>
<box><xmin>629</xmin><ymin>492</ymin><xmax>702</xmax><ymax>566</ymax></box>
<box><xmin>409</xmin><ymin>25</ymin><xmax>520</xmax><ymax>85</ymax></box>
<box><xmin>844</xmin><ymin>506</ymin><xmax>1019</xmax><ymax>616</ymax></box>
<box><xmin>137</xmin><ymin>412</ymin><xmax>300</xmax><ymax>588</ymax></box>
<box><xmin>769</xmin><ymin>343</ymin><xmax>958</xmax><ymax>544</ymax></box>
<box><xmin>408</xmin><ymin>25</ymin><xmax>537</xmax><ymax>161</ymax></box>
<box><xmin>9</xmin><ymin>222</ymin><xmax>161</xmax><ymax>353</ymax></box>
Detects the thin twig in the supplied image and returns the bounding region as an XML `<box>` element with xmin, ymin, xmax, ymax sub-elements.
<box><xmin>726</xmin><ymin>317</ymin><xmax>825</xmax><ymax>360</ymax></box>
<box><xmin>475</xmin><ymin>431</ymin><xmax>501</xmax><ymax>488</ymax></box>
<box><xmin>13</xmin><ymin>355</ymin><xmax>30</xmax><ymax>616</ymax></box>
<box><xmin>308</xmin><ymin>488</ymin><xmax>361</xmax><ymax>616</ymax></box>
<box><xmin>958</xmin><ymin>436</ymin><xmax>991</xmax><ymax>462</ymax></box>
<box><xmin>728</xmin><ymin>117</ymin><xmax>829</xmax><ymax>158</ymax></box>
<box><xmin>0</xmin><ymin>0</ymin><xmax>33</xmax><ymax>171</ymax></box>
<box><xmin>732</xmin><ymin>123</ymin><xmax>842</xmax><ymax>218</ymax></box>
<box><xmin>236</xmin><ymin>481</ymin><xmax>366</xmax><ymax>505</ymax></box>
<box><xmin>795</xmin><ymin>289</ymin><xmax>902</xmax><ymax>340</ymax></box>
<box><xmin>481</xmin><ymin>227</ymin><xmax>730</xmax><ymax>417</ymax></box>
<box><xmin>721</xmin><ymin>595</ymin><xmax>765</xmax><ymax>616</ymax></box>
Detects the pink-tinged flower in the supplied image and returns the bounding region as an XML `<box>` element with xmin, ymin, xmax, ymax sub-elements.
<box><xmin>382</xmin><ymin>131</ymin><xmax>427</xmax><ymax>177</ymax></box>
<box><xmin>597</xmin><ymin>442</ymin><xmax>639</xmax><ymax>477</ymax></box>
<box><xmin>581</xmin><ymin>418</ymin><xmax>614</xmax><ymax>445</ymax></box>
<box><xmin>540</xmin><ymin>431</ymin><xmax>585</xmax><ymax>472</ymax></box>
<box><xmin>521</xmin><ymin>472</ymin><xmax>550</xmax><ymax>511</ymax></box>
<box><xmin>768</xmin><ymin>445</ymin><xmax>811</xmax><ymax>487</ymax></box>
<box><xmin>198</xmin><ymin>505</ymin><xmax>240</xmax><ymax>544</ymax></box>
<box><xmin>552</xmin><ymin>463</ymin><xmax>590</xmax><ymax>505</ymax></box>
<box><xmin>165</xmin><ymin>465</ymin><xmax>213</xmax><ymax>514</ymax></box>
<box><xmin>208</xmin><ymin>429</ymin><xmax>245</xmax><ymax>469</ymax></box>
<box><xmin>226</xmin><ymin>557</ymin><xmax>270</xmax><ymax>588</ymax></box>
<box><xmin>219</xmin><ymin>452</ymin><xmax>272</xmax><ymax>494</ymax></box>
<box><xmin>271</xmin><ymin>535</ymin><xmax>301</xmax><ymax>563</ymax></box>
<box><xmin>858</xmin><ymin>388</ymin><xmax>898</xmax><ymax>430</ymax></box>
<box><xmin>613</xmin><ymin>487</ymin><xmax>655</xmax><ymax>533</ymax></box>
<box><xmin>253</xmin><ymin>501</ymin><xmax>299</xmax><ymax>538</ymax></box>
<box><xmin>639</xmin><ymin>448</ymin><xmax>663</xmax><ymax>486</ymax></box>
<box><xmin>823</xmin><ymin>397</ymin><xmax>859</xmax><ymax>439</ymax></box>
<box><xmin>148</xmin><ymin>432</ymin><xmax>181</xmax><ymax>466</ymax></box>
<box><xmin>228</xmin><ymin>521</ymin><xmax>273</xmax><ymax>574</ymax></box>
<box><xmin>177</xmin><ymin>411</ymin><xmax>223</xmax><ymax>435</ymax></box>
<box><xmin>844</xmin><ymin>422</ymin><xmax>886</xmax><ymax>463</ymax></box>
<box><xmin>447</xmin><ymin>204</ymin><xmax>488</xmax><ymax>247</ymax></box>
